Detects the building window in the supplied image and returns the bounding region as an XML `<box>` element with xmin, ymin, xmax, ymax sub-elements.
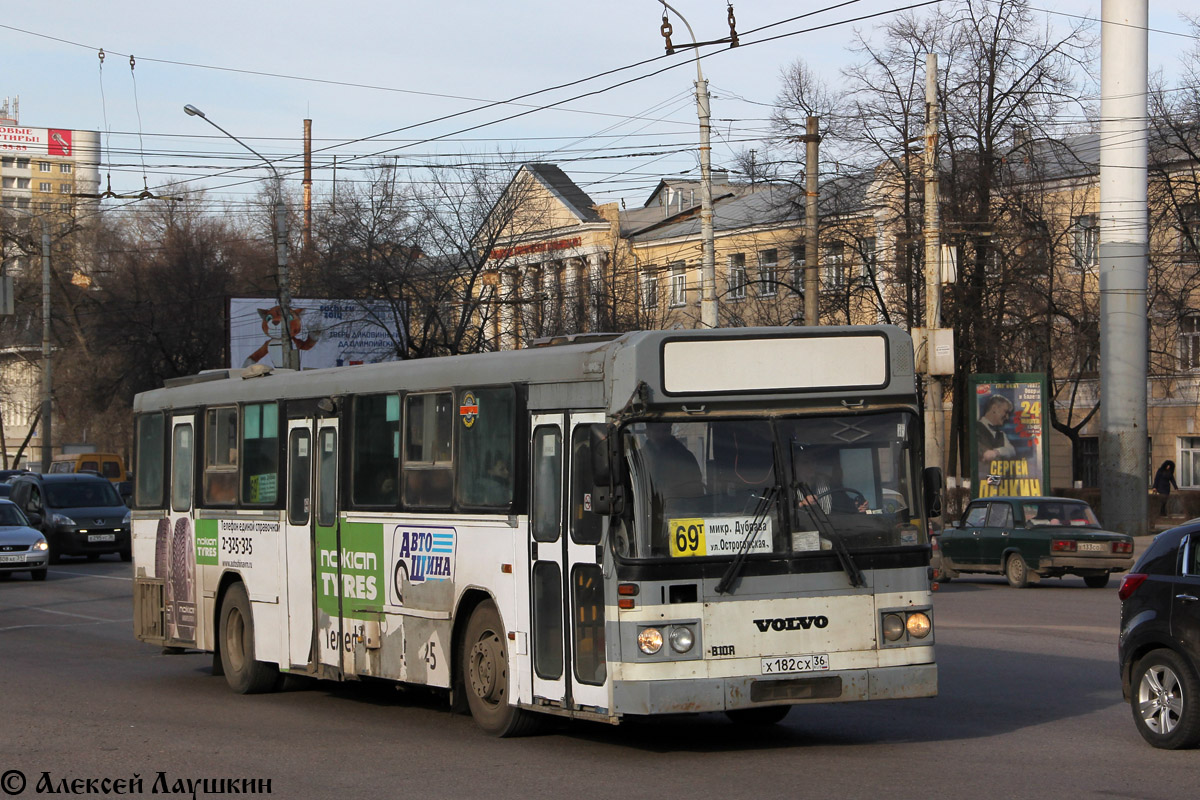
<box><xmin>728</xmin><ymin>253</ymin><xmax>747</xmax><ymax>300</ymax></box>
<box><xmin>669</xmin><ymin>262</ymin><xmax>687</xmax><ymax>307</ymax></box>
<box><xmin>39</xmin><ymin>182</ymin><xmax>51</xmax><ymax>192</ymax></box>
<box><xmin>822</xmin><ymin>241</ymin><xmax>846</xmax><ymax>289</ymax></box>
<box><xmin>641</xmin><ymin>269</ymin><xmax>658</xmax><ymax>310</ymax></box>
<box><xmin>16</xmin><ymin>178</ymin><xmax>29</xmax><ymax>189</ymax></box>
<box><xmin>791</xmin><ymin>243</ymin><xmax>806</xmax><ymax>292</ymax></box>
<box><xmin>38</xmin><ymin>162</ymin><xmax>51</xmax><ymax>173</ymax></box>
<box><xmin>858</xmin><ymin>237</ymin><xmax>877</xmax><ymax>280</ymax></box>
<box><xmin>0</xmin><ymin>157</ymin><xmax>13</xmax><ymax>168</ymax></box>
<box><xmin>1181</xmin><ymin>437</ymin><xmax>1200</xmax><ymax>488</ymax></box>
<box><xmin>60</xmin><ymin>163</ymin><xmax>72</xmax><ymax>174</ymax></box>
<box><xmin>1181</xmin><ymin>313</ymin><xmax>1200</xmax><ymax>371</ymax></box>
<box><xmin>59</xmin><ymin>183</ymin><xmax>72</xmax><ymax>194</ymax></box>
<box><xmin>58</xmin><ymin>203</ymin><xmax>70</xmax><ymax>214</ymax></box>
<box><xmin>758</xmin><ymin>249</ymin><xmax>778</xmax><ymax>296</ymax></box>
<box><xmin>1072</xmin><ymin>215</ymin><xmax>1098</xmax><ymax>269</ymax></box>
<box><xmin>38</xmin><ymin>202</ymin><xmax>50</xmax><ymax>212</ymax></box>
<box><xmin>15</xmin><ymin>158</ymin><xmax>28</xmax><ymax>170</ymax></box>
<box><xmin>1181</xmin><ymin>204</ymin><xmax>1200</xmax><ymax>263</ymax></box>
<box><xmin>1</xmin><ymin>177</ymin><xmax>12</xmax><ymax>189</ymax></box>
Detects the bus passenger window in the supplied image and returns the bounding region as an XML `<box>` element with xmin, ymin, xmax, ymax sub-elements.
<box><xmin>241</xmin><ymin>402</ymin><xmax>280</xmax><ymax>505</ymax></box>
<box><xmin>456</xmin><ymin>387</ymin><xmax>516</xmax><ymax>509</ymax></box>
<box><xmin>352</xmin><ymin>393</ymin><xmax>400</xmax><ymax>507</ymax></box>
<box><xmin>403</xmin><ymin>392</ymin><xmax>453</xmax><ymax>508</ymax></box>
<box><xmin>204</xmin><ymin>406</ymin><xmax>238</xmax><ymax>506</ymax></box>
<box><xmin>135</xmin><ymin>413</ymin><xmax>165</xmax><ymax>508</ymax></box>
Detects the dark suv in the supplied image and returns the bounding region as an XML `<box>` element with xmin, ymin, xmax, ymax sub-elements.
<box><xmin>7</xmin><ymin>473</ymin><xmax>131</xmax><ymax>562</ymax></box>
<box><xmin>1118</xmin><ymin>523</ymin><xmax>1200</xmax><ymax>749</ymax></box>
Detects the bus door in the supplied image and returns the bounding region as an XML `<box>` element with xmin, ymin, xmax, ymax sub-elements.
<box><xmin>528</xmin><ymin>412</ymin><xmax>609</xmax><ymax>714</ymax></box>
<box><xmin>286</xmin><ymin>419</ymin><xmax>340</xmax><ymax>674</ymax></box>
<box><xmin>284</xmin><ymin>419</ymin><xmax>316</xmax><ymax>670</ymax></box>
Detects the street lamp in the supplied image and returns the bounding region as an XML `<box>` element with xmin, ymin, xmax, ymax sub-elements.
<box><xmin>183</xmin><ymin>104</ymin><xmax>298</xmax><ymax>370</ymax></box>
<box><xmin>658</xmin><ymin>1</ymin><xmax>718</xmax><ymax>329</ymax></box>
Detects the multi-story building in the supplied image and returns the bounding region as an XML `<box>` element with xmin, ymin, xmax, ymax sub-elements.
<box><xmin>0</xmin><ymin>97</ymin><xmax>102</xmax><ymax>468</ymax></box>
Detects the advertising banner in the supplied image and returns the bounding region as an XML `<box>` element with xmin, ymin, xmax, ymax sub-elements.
<box><xmin>969</xmin><ymin>373</ymin><xmax>1050</xmax><ymax>499</ymax></box>
<box><xmin>229</xmin><ymin>297</ymin><xmax>405</xmax><ymax>370</ymax></box>
<box><xmin>0</xmin><ymin>126</ymin><xmax>73</xmax><ymax>156</ymax></box>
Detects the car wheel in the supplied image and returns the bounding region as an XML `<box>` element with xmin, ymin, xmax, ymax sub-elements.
<box><xmin>1005</xmin><ymin>553</ymin><xmax>1029</xmax><ymax>588</ymax></box>
<box><xmin>218</xmin><ymin>582</ymin><xmax>281</xmax><ymax>694</ymax></box>
<box><xmin>726</xmin><ymin>706</ymin><xmax>792</xmax><ymax>725</ymax></box>
<box><xmin>1131</xmin><ymin>648</ymin><xmax>1200</xmax><ymax>749</ymax></box>
<box><xmin>30</xmin><ymin>568</ymin><xmax>47</xmax><ymax>582</ymax></box>
<box><xmin>462</xmin><ymin>601</ymin><xmax>540</xmax><ymax>736</ymax></box>
<box><xmin>1083</xmin><ymin>574</ymin><xmax>1110</xmax><ymax>589</ymax></box>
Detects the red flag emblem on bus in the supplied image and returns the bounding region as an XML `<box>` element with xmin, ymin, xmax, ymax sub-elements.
<box><xmin>459</xmin><ymin>391</ymin><xmax>479</xmax><ymax>428</ymax></box>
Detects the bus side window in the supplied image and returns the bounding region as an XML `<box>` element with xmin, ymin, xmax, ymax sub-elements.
<box><xmin>403</xmin><ymin>392</ymin><xmax>453</xmax><ymax>509</ymax></box>
<box><xmin>351</xmin><ymin>393</ymin><xmax>400</xmax><ymax>507</ymax></box>
<box><xmin>456</xmin><ymin>386</ymin><xmax>515</xmax><ymax>510</ymax></box>
<box><xmin>135</xmin><ymin>413</ymin><xmax>166</xmax><ymax>508</ymax></box>
<box><xmin>241</xmin><ymin>403</ymin><xmax>280</xmax><ymax>505</ymax></box>
<box><xmin>204</xmin><ymin>406</ymin><xmax>238</xmax><ymax>506</ymax></box>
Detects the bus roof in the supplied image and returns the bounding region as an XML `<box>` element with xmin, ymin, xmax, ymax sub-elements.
<box><xmin>133</xmin><ymin>325</ymin><xmax>917</xmax><ymax>415</ymax></box>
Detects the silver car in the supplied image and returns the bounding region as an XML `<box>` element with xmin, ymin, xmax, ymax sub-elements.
<box><xmin>0</xmin><ymin>498</ymin><xmax>50</xmax><ymax>581</ymax></box>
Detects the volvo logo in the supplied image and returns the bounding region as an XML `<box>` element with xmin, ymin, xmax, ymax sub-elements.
<box><xmin>754</xmin><ymin>616</ymin><xmax>829</xmax><ymax>632</ymax></box>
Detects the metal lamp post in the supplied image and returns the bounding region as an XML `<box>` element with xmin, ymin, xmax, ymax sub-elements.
<box><xmin>658</xmin><ymin>1</ymin><xmax>718</xmax><ymax>329</ymax></box>
<box><xmin>183</xmin><ymin>104</ymin><xmax>298</xmax><ymax>370</ymax></box>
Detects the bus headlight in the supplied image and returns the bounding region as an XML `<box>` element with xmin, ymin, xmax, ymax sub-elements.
<box><xmin>638</xmin><ymin>627</ymin><xmax>664</xmax><ymax>654</ymax></box>
<box><xmin>906</xmin><ymin>612</ymin><xmax>931</xmax><ymax>638</ymax></box>
<box><xmin>882</xmin><ymin>613</ymin><xmax>905</xmax><ymax>642</ymax></box>
<box><xmin>669</xmin><ymin>625</ymin><xmax>695</xmax><ymax>653</ymax></box>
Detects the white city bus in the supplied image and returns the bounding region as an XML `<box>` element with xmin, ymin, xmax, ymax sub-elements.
<box><xmin>132</xmin><ymin>325</ymin><xmax>942</xmax><ymax>735</ymax></box>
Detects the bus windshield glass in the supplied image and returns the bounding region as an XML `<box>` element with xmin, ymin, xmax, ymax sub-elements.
<box><xmin>620</xmin><ymin>412</ymin><xmax>923</xmax><ymax>560</ymax></box>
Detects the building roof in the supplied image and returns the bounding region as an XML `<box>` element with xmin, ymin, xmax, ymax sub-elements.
<box><xmin>523</xmin><ymin>163</ymin><xmax>604</xmax><ymax>223</ymax></box>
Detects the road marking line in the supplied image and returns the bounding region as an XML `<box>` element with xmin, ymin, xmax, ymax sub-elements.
<box><xmin>49</xmin><ymin>569</ymin><xmax>133</xmax><ymax>582</ymax></box>
<box><xmin>18</xmin><ymin>606</ymin><xmax>118</xmax><ymax>622</ymax></box>
<box><xmin>0</xmin><ymin>617</ymin><xmax>132</xmax><ymax>633</ymax></box>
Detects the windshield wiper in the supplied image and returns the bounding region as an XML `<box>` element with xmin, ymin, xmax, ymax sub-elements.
<box><xmin>796</xmin><ymin>479</ymin><xmax>865</xmax><ymax>588</ymax></box>
<box><xmin>715</xmin><ymin>485</ymin><xmax>778</xmax><ymax>595</ymax></box>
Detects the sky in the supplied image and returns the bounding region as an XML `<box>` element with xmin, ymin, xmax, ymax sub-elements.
<box><xmin>3</xmin><ymin>1</ymin><xmax>1197</xmax><ymax>212</ymax></box>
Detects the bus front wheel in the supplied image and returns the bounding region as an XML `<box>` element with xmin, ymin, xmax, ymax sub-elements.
<box><xmin>462</xmin><ymin>601</ymin><xmax>539</xmax><ymax>736</ymax></box>
<box><xmin>219</xmin><ymin>582</ymin><xmax>280</xmax><ymax>694</ymax></box>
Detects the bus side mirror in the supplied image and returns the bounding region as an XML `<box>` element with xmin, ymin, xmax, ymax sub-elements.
<box><xmin>923</xmin><ymin>466</ymin><xmax>944</xmax><ymax>518</ymax></box>
<box><xmin>589</xmin><ymin>423</ymin><xmax>624</xmax><ymax>516</ymax></box>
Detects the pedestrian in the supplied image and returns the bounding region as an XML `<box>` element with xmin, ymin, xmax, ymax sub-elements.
<box><xmin>1153</xmin><ymin>460</ymin><xmax>1178</xmax><ymax>516</ymax></box>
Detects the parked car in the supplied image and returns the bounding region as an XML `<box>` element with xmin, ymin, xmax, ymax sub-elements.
<box><xmin>938</xmin><ymin>496</ymin><xmax>1134</xmax><ymax>588</ymax></box>
<box><xmin>6</xmin><ymin>473</ymin><xmax>131</xmax><ymax>562</ymax></box>
<box><xmin>0</xmin><ymin>498</ymin><xmax>49</xmax><ymax>581</ymax></box>
<box><xmin>1118</xmin><ymin>523</ymin><xmax>1200</xmax><ymax>749</ymax></box>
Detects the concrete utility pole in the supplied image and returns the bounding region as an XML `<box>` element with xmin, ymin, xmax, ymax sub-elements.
<box><xmin>40</xmin><ymin>219</ymin><xmax>52</xmax><ymax>472</ymax></box>
<box><xmin>183</xmin><ymin>104</ymin><xmax>299</xmax><ymax>371</ymax></box>
<box><xmin>803</xmin><ymin>116</ymin><xmax>820</xmax><ymax>326</ymax></box>
<box><xmin>923</xmin><ymin>53</ymin><xmax>945</xmax><ymax>475</ymax></box>
<box><xmin>1098</xmin><ymin>0</ymin><xmax>1149</xmax><ymax>535</ymax></box>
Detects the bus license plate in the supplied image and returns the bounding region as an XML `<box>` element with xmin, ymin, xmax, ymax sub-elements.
<box><xmin>88</xmin><ymin>534</ymin><xmax>116</xmax><ymax>543</ymax></box>
<box><xmin>761</xmin><ymin>653</ymin><xmax>830</xmax><ymax>675</ymax></box>
<box><xmin>0</xmin><ymin>555</ymin><xmax>22</xmax><ymax>563</ymax></box>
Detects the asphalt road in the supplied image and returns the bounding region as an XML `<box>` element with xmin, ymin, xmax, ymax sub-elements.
<box><xmin>2</xmin><ymin>550</ymin><xmax>1199</xmax><ymax>800</ymax></box>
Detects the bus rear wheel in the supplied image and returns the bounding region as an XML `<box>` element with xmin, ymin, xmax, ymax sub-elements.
<box><xmin>219</xmin><ymin>582</ymin><xmax>280</xmax><ymax>694</ymax></box>
<box><xmin>462</xmin><ymin>601</ymin><xmax>539</xmax><ymax>737</ymax></box>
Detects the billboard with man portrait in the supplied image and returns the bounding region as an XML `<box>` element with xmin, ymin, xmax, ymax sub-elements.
<box><xmin>969</xmin><ymin>373</ymin><xmax>1050</xmax><ymax>499</ymax></box>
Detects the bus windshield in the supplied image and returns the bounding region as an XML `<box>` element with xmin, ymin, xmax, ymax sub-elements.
<box><xmin>620</xmin><ymin>412</ymin><xmax>923</xmax><ymax>560</ymax></box>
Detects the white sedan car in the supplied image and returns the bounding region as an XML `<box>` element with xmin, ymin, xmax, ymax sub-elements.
<box><xmin>0</xmin><ymin>498</ymin><xmax>50</xmax><ymax>581</ymax></box>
